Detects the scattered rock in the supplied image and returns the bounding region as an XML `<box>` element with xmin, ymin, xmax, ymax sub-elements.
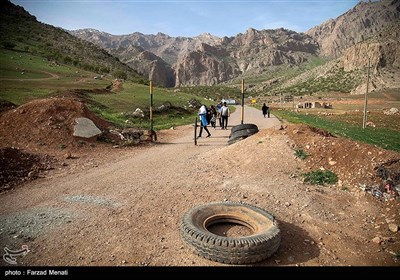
<box><xmin>388</xmin><ymin>224</ymin><xmax>398</xmax><ymax>233</ymax></box>
<box><xmin>372</xmin><ymin>236</ymin><xmax>382</xmax><ymax>244</ymax></box>
<box><xmin>64</xmin><ymin>152</ymin><xmax>72</xmax><ymax>159</ymax></box>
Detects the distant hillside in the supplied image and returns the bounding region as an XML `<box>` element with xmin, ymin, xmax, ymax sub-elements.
<box><xmin>70</xmin><ymin>29</ymin><xmax>223</xmax><ymax>87</ymax></box>
<box><xmin>0</xmin><ymin>0</ymin><xmax>146</xmax><ymax>83</ymax></box>
<box><xmin>71</xmin><ymin>27</ymin><xmax>319</xmax><ymax>88</ymax></box>
<box><xmin>261</xmin><ymin>0</ymin><xmax>400</xmax><ymax>96</ymax></box>
<box><xmin>70</xmin><ymin>0</ymin><xmax>399</xmax><ymax>93</ymax></box>
<box><xmin>4</xmin><ymin>0</ymin><xmax>398</xmax><ymax>96</ymax></box>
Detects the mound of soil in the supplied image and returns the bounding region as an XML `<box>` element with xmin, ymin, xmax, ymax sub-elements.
<box><xmin>284</xmin><ymin>124</ymin><xmax>400</xmax><ymax>190</ymax></box>
<box><xmin>0</xmin><ymin>147</ymin><xmax>55</xmax><ymax>192</ymax></box>
<box><xmin>0</xmin><ymin>97</ymin><xmax>113</xmax><ymax>156</ymax></box>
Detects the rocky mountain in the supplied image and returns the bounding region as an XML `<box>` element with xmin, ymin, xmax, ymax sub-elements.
<box><xmin>71</xmin><ymin>27</ymin><xmax>319</xmax><ymax>87</ymax></box>
<box><xmin>2</xmin><ymin>0</ymin><xmax>397</xmax><ymax>97</ymax></box>
<box><xmin>70</xmin><ymin>29</ymin><xmax>224</xmax><ymax>87</ymax></box>
<box><xmin>265</xmin><ymin>0</ymin><xmax>400</xmax><ymax>96</ymax></box>
<box><xmin>70</xmin><ymin>0</ymin><xmax>400</xmax><ymax>90</ymax></box>
<box><xmin>306</xmin><ymin>0</ymin><xmax>400</xmax><ymax>59</ymax></box>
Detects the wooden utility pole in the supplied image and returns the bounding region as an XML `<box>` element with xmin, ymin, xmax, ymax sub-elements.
<box><xmin>194</xmin><ymin>117</ymin><xmax>198</xmax><ymax>146</ymax></box>
<box><xmin>241</xmin><ymin>79</ymin><xmax>244</xmax><ymax>124</ymax></box>
<box><xmin>362</xmin><ymin>58</ymin><xmax>371</xmax><ymax>129</ymax></box>
<box><xmin>150</xmin><ymin>80</ymin><xmax>153</xmax><ymax>132</ymax></box>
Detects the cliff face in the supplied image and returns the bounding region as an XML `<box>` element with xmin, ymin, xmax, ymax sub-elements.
<box><xmin>174</xmin><ymin>46</ymin><xmax>240</xmax><ymax>87</ymax></box>
<box><xmin>172</xmin><ymin>28</ymin><xmax>319</xmax><ymax>86</ymax></box>
<box><xmin>340</xmin><ymin>40</ymin><xmax>400</xmax><ymax>71</ymax></box>
<box><xmin>306</xmin><ymin>0</ymin><xmax>400</xmax><ymax>58</ymax></box>
<box><xmin>340</xmin><ymin>36</ymin><xmax>400</xmax><ymax>95</ymax></box>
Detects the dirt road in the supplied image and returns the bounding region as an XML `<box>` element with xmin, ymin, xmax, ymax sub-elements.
<box><xmin>0</xmin><ymin>105</ymin><xmax>398</xmax><ymax>267</ymax></box>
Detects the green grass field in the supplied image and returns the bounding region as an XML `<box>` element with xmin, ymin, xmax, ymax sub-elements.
<box><xmin>272</xmin><ymin>109</ymin><xmax>400</xmax><ymax>152</ymax></box>
<box><xmin>87</xmin><ymin>83</ymin><xmax>216</xmax><ymax>129</ymax></box>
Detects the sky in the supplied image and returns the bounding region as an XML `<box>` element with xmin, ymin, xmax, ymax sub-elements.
<box><xmin>11</xmin><ymin>0</ymin><xmax>360</xmax><ymax>37</ymax></box>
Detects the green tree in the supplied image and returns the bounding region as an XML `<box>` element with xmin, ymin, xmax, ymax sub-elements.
<box><xmin>113</xmin><ymin>70</ymin><xmax>127</xmax><ymax>80</ymax></box>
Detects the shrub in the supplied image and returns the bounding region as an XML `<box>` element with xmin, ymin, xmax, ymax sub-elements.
<box><xmin>294</xmin><ymin>149</ymin><xmax>308</xmax><ymax>160</ymax></box>
<box><xmin>303</xmin><ymin>170</ymin><xmax>338</xmax><ymax>185</ymax></box>
<box><xmin>113</xmin><ymin>70</ymin><xmax>127</xmax><ymax>80</ymax></box>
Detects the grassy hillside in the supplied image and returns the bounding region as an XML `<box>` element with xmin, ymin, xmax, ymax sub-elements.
<box><xmin>0</xmin><ymin>0</ymin><xmax>146</xmax><ymax>84</ymax></box>
<box><xmin>87</xmin><ymin>83</ymin><xmax>216</xmax><ymax>130</ymax></box>
<box><xmin>224</xmin><ymin>56</ymin><xmax>364</xmax><ymax>97</ymax></box>
<box><xmin>0</xmin><ymin>49</ymin><xmax>111</xmax><ymax>105</ymax></box>
<box><xmin>0</xmin><ymin>47</ymin><xmax>216</xmax><ymax>130</ymax></box>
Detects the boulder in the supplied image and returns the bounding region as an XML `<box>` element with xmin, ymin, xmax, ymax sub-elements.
<box><xmin>73</xmin><ymin>117</ymin><xmax>102</xmax><ymax>138</ymax></box>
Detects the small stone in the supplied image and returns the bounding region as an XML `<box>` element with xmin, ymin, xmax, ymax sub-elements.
<box><xmin>372</xmin><ymin>237</ymin><xmax>382</xmax><ymax>244</ymax></box>
<box><xmin>65</xmin><ymin>152</ymin><xmax>72</xmax><ymax>159</ymax></box>
<box><xmin>122</xmin><ymin>260</ymin><xmax>127</xmax><ymax>264</ymax></box>
<box><xmin>388</xmin><ymin>224</ymin><xmax>398</xmax><ymax>233</ymax></box>
<box><xmin>285</xmin><ymin>202</ymin><xmax>291</xmax><ymax>207</ymax></box>
<box><xmin>329</xmin><ymin>160</ymin><xmax>337</xmax><ymax>166</ymax></box>
<box><xmin>275</xmin><ymin>260</ymin><xmax>281</xmax><ymax>264</ymax></box>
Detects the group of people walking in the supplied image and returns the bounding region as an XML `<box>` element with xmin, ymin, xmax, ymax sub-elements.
<box><xmin>197</xmin><ymin>102</ymin><xmax>230</xmax><ymax>138</ymax></box>
<box><xmin>197</xmin><ymin>101</ymin><xmax>271</xmax><ymax>138</ymax></box>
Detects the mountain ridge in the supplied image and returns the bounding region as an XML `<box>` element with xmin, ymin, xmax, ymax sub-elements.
<box><xmin>70</xmin><ymin>0</ymin><xmax>399</xmax><ymax>91</ymax></box>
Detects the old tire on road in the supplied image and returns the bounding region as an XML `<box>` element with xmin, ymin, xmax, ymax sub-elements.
<box><xmin>229</xmin><ymin>128</ymin><xmax>259</xmax><ymax>140</ymax></box>
<box><xmin>231</xmin><ymin>123</ymin><xmax>259</xmax><ymax>134</ymax></box>
<box><xmin>180</xmin><ymin>201</ymin><xmax>281</xmax><ymax>264</ymax></box>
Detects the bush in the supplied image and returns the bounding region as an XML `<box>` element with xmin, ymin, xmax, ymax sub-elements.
<box><xmin>113</xmin><ymin>70</ymin><xmax>127</xmax><ymax>80</ymax></box>
<box><xmin>303</xmin><ymin>170</ymin><xmax>338</xmax><ymax>185</ymax></box>
<box><xmin>294</xmin><ymin>149</ymin><xmax>308</xmax><ymax>160</ymax></box>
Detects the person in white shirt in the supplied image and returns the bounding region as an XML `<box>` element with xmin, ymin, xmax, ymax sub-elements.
<box><xmin>220</xmin><ymin>102</ymin><xmax>230</xmax><ymax>130</ymax></box>
<box><xmin>198</xmin><ymin>105</ymin><xmax>211</xmax><ymax>138</ymax></box>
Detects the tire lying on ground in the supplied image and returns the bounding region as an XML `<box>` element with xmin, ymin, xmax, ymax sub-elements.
<box><xmin>227</xmin><ymin>137</ymin><xmax>242</xmax><ymax>146</ymax></box>
<box><xmin>180</xmin><ymin>201</ymin><xmax>281</xmax><ymax>264</ymax></box>
<box><xmin>229</xmin><ymin>128</ymin><xmax>259</xmax><ymax>140</ymax></box>
<box><xmin>231</xmin><ymin>123</ymin><xmax>259</xmax><ymax>134</ymax></box>
<box><xmin>228</xmin><ymin>125</ymin><xmax>259</xmax><ymax>145</ymax></box>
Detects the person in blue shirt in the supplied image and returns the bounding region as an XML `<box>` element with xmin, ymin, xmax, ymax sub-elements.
<box><xmin>198</xmin><ymin>105</ymin><xmax>211</xmax><ymax>138</ymax></box>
